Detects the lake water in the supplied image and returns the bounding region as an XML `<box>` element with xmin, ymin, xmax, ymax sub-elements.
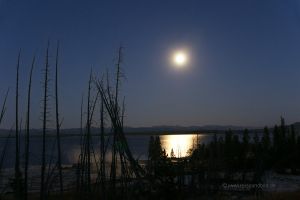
<box><xmin>0</xmin><ymin>133</ymin><xmax>214</xmax><ymax>168</ymax></box>
<box><xmin>0</xmin><ymin>132</ymin><xmax>266</xmax><ymax>192</ymax></box>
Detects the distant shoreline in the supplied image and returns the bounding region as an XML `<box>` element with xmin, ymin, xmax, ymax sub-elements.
<box><xmin>0</xmin><ymin>129</ymin><xmax>265</xmax><ymax>138</ymax></box>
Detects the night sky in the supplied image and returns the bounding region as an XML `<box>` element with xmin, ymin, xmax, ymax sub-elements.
<box><xmin>1</xmin><ymin>0</ymin><xmax>300</xmax><ymax>129</ymax></box>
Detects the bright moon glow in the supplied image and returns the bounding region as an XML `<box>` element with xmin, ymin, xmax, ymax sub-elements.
<box><xmin>173</xmin><ymin>51</ymin><xmax>188</xmax><ymax>67</ymax></box>
<box><xmin>161</xmin><ymin>134</ymin><xmax>197</xmax><ymax>157</ymax></box>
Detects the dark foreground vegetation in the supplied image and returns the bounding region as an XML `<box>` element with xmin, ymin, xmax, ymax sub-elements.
<box><xmin>1</xmin><ymin>45</ymin><xmax>300</xmax><ymax>199</ymax></box>
<box><xmin>146</xmin><ymin>117</ymin><xmax>300</xmax><ymax>199</ymax></box>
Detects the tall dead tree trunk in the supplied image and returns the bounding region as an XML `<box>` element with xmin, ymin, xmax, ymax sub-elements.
<box><xmin>77</xmin><ymin>95</ymin><xmax>84</xmax><ymax>192</ymax></box>
<box><xmin>87</xmin><ymin>71</ymin><xmax>92</xmax><ymax>195</ymax></box>
<box><xmin>115</xmin><ymin>46</ymin><xmax>123</xmax><ymax>110</ymax></box>
<box><xmin>24</xmin><ymin>55</ymin><xmax>35</xmax><ymax>200</ymax></box>
<box><xmin>100</xmin><ymin>99</ymin><xmax>106</xmax><ymax>196</ymax></box>
<box><xmin>55</xmin><ymin>41</ymin><xmax>64</xmax><ymax>195</ymax></box>
<box><xmin>0</xmin><ymin>89</ymin><xmax>9</xmax><ymax>179</ymax></box>
<box><xmin>15</xmin><ymin>50</ymin><xmax>22</xmax><ymax>200</ymax></box>
<box><xmin>41</xmin><ymin>42</ymin><xmax>50</xmax><ymax>200</ymax></box>
<box><xmin>109</xmin><ymin>46</ymin><xmax>123</xmax><ymax>195</ymax></box>
<box><xmin>95</xmin><ymin>47</ymin><xmax>145</xmax><ymax>198</ymax></box>
<box><xmin>81</xmin><ymin>70</ymin><xmax>93</xmax><ymax>199</ymax></box>
<box><xmin>0</xmin><ymin>89</ymin><xmax>9</xmax><ymax>125</ymax></box>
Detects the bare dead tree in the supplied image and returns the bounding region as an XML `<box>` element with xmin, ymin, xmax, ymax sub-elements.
<box><xmin>77</xmin><ymin>94</ymin><xmax>84</xmax><ymax>192</ymax></box>
<box><xmin>0</xmin><ymin>89</ymin><xmax>10</xmax><ymax>181</ymax></box>
<box><xmin>106</xmin><ymin>47</ymin><xmax>124</xmax><ymax>195</ymax></box>
<box><xmin>24</xmin><ymin>55</ymin><xmax>35</xmax><ymax>200</ymax></box>
<box><xmin>115</xmin><ymin>46</ymin><xmax>123</xmax><ymax>111</ymax></box>
<box><xmin>40</xmin><ymin>42</ymin><xmax>50</xmax><ymax>200</ymax></box>
<box><xmin>15</xmin><ymin>49</ymin><xmax>22</xmax><ymax>199</ymax></box>
<box><xmin>55</xmin><ymin>41</ymin><xmax>64</xmax><ymax>195</ymax></box>
<box><xmin>79</xmin><ymin>70</ymin><xmax>93</xmax><ymax>199</ymax></box>
<box><xmin>86</xmin><ymin>70</ymin><xmax>92</xmax><ymax>195</ymax></box>
<box><xmin>99</xmin><ymin>98</ymin><xmax>106</xmax><ymax>197</ymax></box>
<box><xmin>95</xmin><ymin>47</ymin><xmax>145</xmax><ymax>198</ymax></box>
<box><xmin>0</xmin><ymin>89</ymin><xmax>9</xmax><ymax>125</ymax></box>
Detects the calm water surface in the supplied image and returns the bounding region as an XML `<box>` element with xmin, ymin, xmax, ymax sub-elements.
<box><xmin>0</xmin><ymin>133</ymin><xmax>213</xmax><ymax>168</ymax></box>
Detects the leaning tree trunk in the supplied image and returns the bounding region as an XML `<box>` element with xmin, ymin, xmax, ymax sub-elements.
<box><xmin>95</xmin><ymin>47</ymin><xmax>145</xmax><ymax>199</ymax></box>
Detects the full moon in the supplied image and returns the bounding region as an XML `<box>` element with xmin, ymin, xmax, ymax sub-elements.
<box><xmin>173</xmin><ymin>51</ymin><xmax>188</xmax><ymax>67</ymax></box>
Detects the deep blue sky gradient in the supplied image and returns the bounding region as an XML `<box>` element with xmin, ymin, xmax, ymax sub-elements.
<box><xmin>1</xmin><ymin>0</ymin><xmax>300</xmax><ymax>128</ymax></box>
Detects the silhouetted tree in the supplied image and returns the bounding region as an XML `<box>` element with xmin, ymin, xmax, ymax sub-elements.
<box><xmin>14</xmin><ymin>50</ymin><xmax>23</xmax><ymax>199</ymax></box>
<box><xmin>297</xmin><ymin>136</ymin><xmax>300</xmax><ymax>169</ymax></box>
<box><xmin>154</xmin><ymin>136</ymin><xmax>163</xmax><ymax>160</ymax></box>
<box><xmin>242</xmin><ymin>129</ymin><xmax>250</xmax><ymax>154</ymax></box>
<box><xmin>41</xmin><ymin>42</ymin><xmax>50</xmax><ymax>200</ymax></box>
<box><xmin>148</xmin><ymin>136</ymin><xmax>155</xmax><ymax>160</ymax></box>
<box><xmin>24</xmin><ymin>55</ymin><xmax>35</xmax><ymax>200</ymax></box>
<box><xmin>262</xmin><ymin>127</ymin><xmax>270</xmax><ymax>152</ymax></box>
<box><xmin>261</xmin><ymin>126</ymin><xmax>271</xmax><ymax>169</ymax></box>
<box><xmin>54</xmin><ymin>41</ymin><xmax>64</xmax><ymax>195</ymax></box>
<box><xmin>252</xmin><ymin>132</ymin><xmax>263</xmax><ymax>182</ymax></box>
<box><xmin>170</xmin><ymin>148</ymin><xmax>175</xmax><ymax>158</ymax></box>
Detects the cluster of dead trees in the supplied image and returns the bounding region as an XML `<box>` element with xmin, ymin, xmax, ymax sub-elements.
<box><xmin>0</xmin><ymin>43</ymin><xmax>64</xmax><ymax>200</ymax></box>
<box><xmin>75</xmin><ymin>46</ymin><xmax>146</xmax><ymax>200</ymax></box>
<box><xmin>0</xmin><ymin>44</ymin><xmax>147</xmax><ymax>200</ymax></box>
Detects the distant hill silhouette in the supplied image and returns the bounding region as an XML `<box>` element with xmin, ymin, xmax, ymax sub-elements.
<box><xmin>3</xmin><ymin>122</ymin><xmax>300</xmax><ymax>136</ymax></box>
<box><xmin>0</xmin><ymin>124</ymin><xmax>262</xmax><ymax>137</ymax></box>
<box><xmin>2</xmin><ymin>122</ymin><xmax>300</xmax><ymax>136</ymax></box>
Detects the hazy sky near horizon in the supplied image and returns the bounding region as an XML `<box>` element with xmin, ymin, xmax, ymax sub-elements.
<box><xmin>1</xmin><ymin>0</ymin><xmax>300</xmax><ymax>129</ymax></box>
